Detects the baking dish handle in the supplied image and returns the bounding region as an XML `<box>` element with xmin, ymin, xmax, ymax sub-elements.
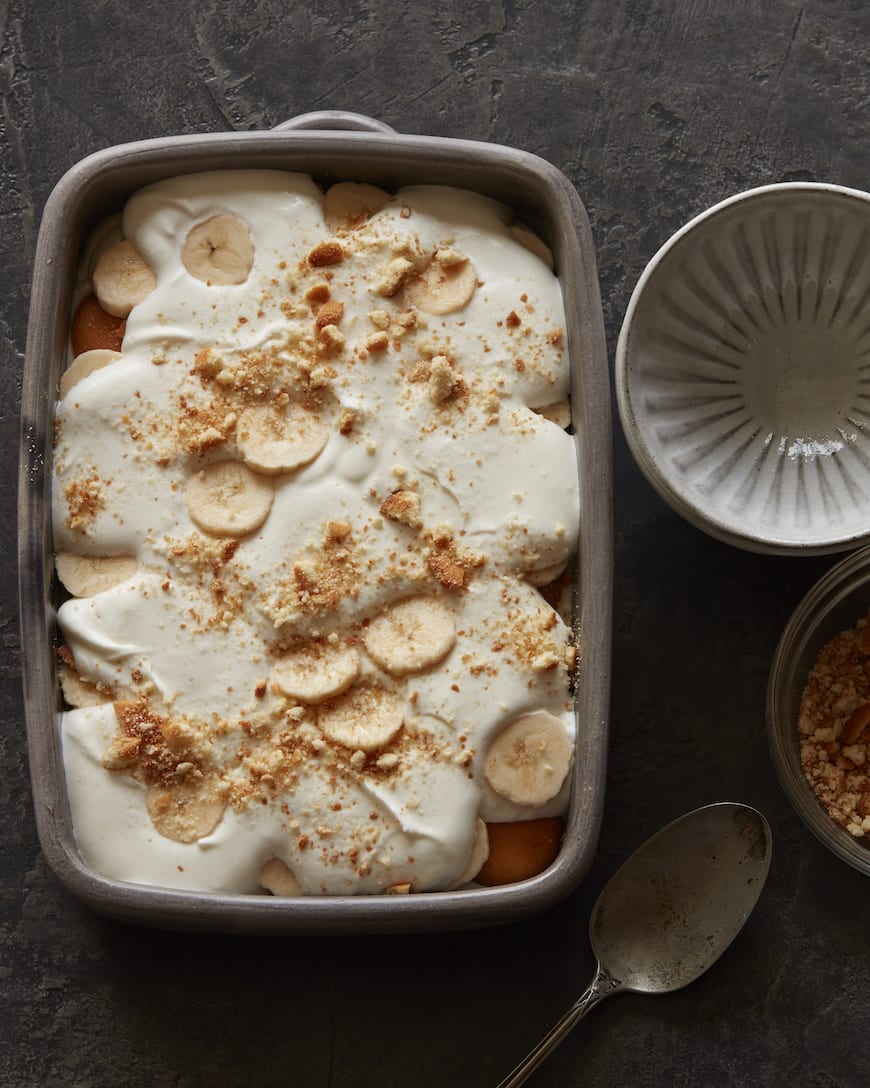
<box><xmin>273</xmin><ymin>110</ymin><xmax>396</xmax><ymax>134</ymax></box>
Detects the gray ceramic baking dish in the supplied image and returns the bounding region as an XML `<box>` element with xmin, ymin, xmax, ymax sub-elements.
<box><xmin>18</xmin><ymin>110</ymin><xmax>612</xmax><ymax>934</ymax></box>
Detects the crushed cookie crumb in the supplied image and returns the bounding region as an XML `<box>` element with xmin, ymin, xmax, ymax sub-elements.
<box><xmin>428</xmin><ymin>553</ymin><xmax>468</xmax><ymax>590</ymax></box>
<box><xmin>315</xmin><ymin>299</ymin><xmax>345</xmax><ymax>328</ymax></box>
<box><xmin>375</xmin><ymin>257</ymin><xmax>414</xmax><ymax>297</ymax></box>
<box><xmin>308</xmin><ymin>241</ymin><xmax>344</xmax><ymax>267</ymax></box>
<box><xmin>365</xmin><ymin>331</ymin><xmax>390</xmax><ymax>353</ymax></box>
<box><xmin>317</xmin><ymin>324</ymin><xmax>346</xmax><ymax>354</ymax></box>
<box><xmin>380</xmin><ymin>489</ymin><xmax>422</xmax><ymax>529</ymax></box>
<box><xmin>798</xmin><ymin>608</ymin><xmax>870</xmax><ymax>838</ymax></box>
<box><xmin>305</xmin><ymin>283</ymin><xmax>331</xmax><ymax>307</ymax></box>
<box><xmin>428</xmin><ymin>356</ymin><xmax>459</xmax><ymax>404</ymax></box>
<box><xmin>64</xmin><ymin>472</ymin><xmax>106</xmax><ymax>531</ymax></box>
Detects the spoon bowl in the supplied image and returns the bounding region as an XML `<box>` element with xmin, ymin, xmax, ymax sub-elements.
<box><xmin>592</xmin><ymin>802</ymin><xmax>770</xmax><ymax>993</ymax></box>
<box><xmin>498</xmin><ymin>802</ymin><xmax>771</xmax><ymax>1087</ymax></box>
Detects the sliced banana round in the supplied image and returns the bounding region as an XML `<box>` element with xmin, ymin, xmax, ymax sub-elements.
<box><xmin>56</xmin><ymin>552</ymin><xmax>138</xmax><ymax>597</ymax></box>
<box><xmin>92</xmin><ymin>239</ymin><xmax>157</xmax><ymax>317</ymax></box>
<box><xmin>404</xmin><ymin>252</ymin><xmax>478</xmax><ymax>315</ymax></box>
<box><xmin>182</xmin><ymin>213</ymin><xmax>254</xmax><ymax>286</ymax></box>
<box><xmin>449</xmin><ymin>818</ymin><xmax>490</xmax><ymax>889</ymax></box>
<box><xmin>512</xmin><ymin>223</ymin><xmax>555</xmax><ymax>269</ymax></box>
<box><xmin>58</xmin><ymin>660</ymin><xmax>112</xmax><ymax>708</ymax></box>
<box><xmin>236</xmin><ymin>403</ymin><xmax>329</xmax><ymax>475</ymax></box>
<box><xmin>60</xmin><ymin>349</ymin><xmax>122</xmax><ymax>399</ymax></box>
<box><xmin>259</xmin><ymin>857</ymin><xmax>303</xmax><ymax>896</ymax></box>
<box><xmin>82</xmin><ymin>212</ymin><xmax>124</xmax><ymax>278</ymax></box>
<box><xmin>323</xmin><ymin>181</ymin><xmax>391</xmax><ymax>233</ymax></box>
<box><xmin>273</xmin><ymin>641</ymin><xmax>360</xmax><ymax>704</ymax></box>
<box><xmin>146</xmin><ymin>778</ymin><xmax>226</xmax><ymax>843</ymax></box>
<box><xmin>185</xmin><ymin>460</ymin><xmax>274</xmax><ymax>536</ymax></box>
<box><xmin>484</xmin><ymin>711</ymin><xmax>573</xmax><ymax>806</ymax></box>
<box><xmin>316</xmin><ymin>683</ymin><xmax>404</xmax><ymax>752</ymax></box>
<box><xmin>523</xmin><ymin>559</ymin><xmax>568</xmax><ymax>587</ymax></box>
<box><xmin>533</xmin><ymin>400</ymin><xmax>571</xmax><ymax>429</ymax></box>
<box><xmin>362</xmin><ymin>596</ymin><xmax>456</xmax><ymax>677</ymax></box>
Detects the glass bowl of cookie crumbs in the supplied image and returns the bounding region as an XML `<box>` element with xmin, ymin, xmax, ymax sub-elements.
<box><xmin>768</xmin><ymin>544</ymin><xmax>870</xmax><ymax>874</ymax></box>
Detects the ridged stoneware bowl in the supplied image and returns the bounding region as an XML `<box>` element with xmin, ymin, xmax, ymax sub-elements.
<box><xmin>617</xmin><ymin>183</ymin><xmax>870</xmax><ymax>555</ymax></box>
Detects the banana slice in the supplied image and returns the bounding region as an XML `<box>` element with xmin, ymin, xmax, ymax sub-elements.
<box><xmin>71</xmin><ymin>294</ymin><xmax>126</xmax><ymax>356</ymax></box>
<box><xmin>185</xmin><ymin>460</ymin><xmax>274</xmax><ymax>536</ymax></box>
<box><xmin>362</xmin><ymin>596</ymin><xmax>456</xmax><ymax>676</ymax></box>
<box><xmin>316</xmin><ymin>683</ymin><xmax>404</xmax><ymax>752</ymax></box>
<box><xmin>273</xmin><ymin>641</ymin><xmax>360</xmax><ymax>704</ymax></box>
<box><xmin>523</xmin><ymin>560</ymin><xmax>568</xmax><ymax>588</ymax></box>
<box><xmin>511</xmin><ymin>223</ymin><xmax>555</xmax><ymax>269</ymax></box>
<box><xmin>92</xmin><ymin>239</ymin><xmax>157</xmax><ymax>317</ymax></box>
<box><xmin>404</xmin><ymin>252</ymin><xmax>478</xmax><ymax>315</ymax></box>
<box><xmin>533</xmin><ymin>400</ymin><xmax>571</xmax><ymax>429</ymax></box>
<box><xmin>259</xmin><ymin>857</ymin><xmax>303</xmax><ymax>896</ymax></box>
<box><xmin>449</xmin><ymin>818</ymin><xmax>490</xmax><ymax>888</ymax></box>
<box><xmin>385</xmin><ymin>881</ymin><xmax>412</xmax><ymax>894</ymax></box>
<box><xmin>60</xmin><ymin>349</ymin><xmax>122</xmax><ymax>399</ymax></box>
<box><xmin>323</xmin><ymin>182</ymin><xmax>390</xmax><ymax>233</ymax></box>
<box><xmin>56</xmin><ymin>552</ymin><xmax>138</xmax><ymax>597</ymax></box>
<box><xmin>236</xmin><ymin>403</ymin><xmax>329</xmax><ymax>475</ymax></box>
<box><xmin>58</xmin><ymin>660</ymin><xmax>113</xmax><ymax>708</ymax></box>
<box><xmin>182</xmin><ymin>213</ymin><xmax>254</xmax><ymax>285</ymax></box>
<box><xmin>82</xmin><ymin>212</ymin><xmax>124</xmax><ymax>278</ymax></box>
<box><xmin>484</xmin><ymin>711</ymin><xmax>572</xmax><ymax>805</ymax></box>
<box><xmin>146</xmin><ymin>778</ymin><xmax>226</xmax><ymax>843</ymax></box>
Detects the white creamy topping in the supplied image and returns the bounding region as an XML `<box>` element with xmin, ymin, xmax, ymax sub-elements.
<box><xmin>54</xmin><ymin>171</ymin><xmax>580</xmax><ymax>896</ymax></box>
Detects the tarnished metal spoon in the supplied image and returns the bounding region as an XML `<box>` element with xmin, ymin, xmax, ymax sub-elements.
<box><xmin>497</xmin><ymin>802</ymin><xmax>771</xmax><ymax>1088</ymax></box>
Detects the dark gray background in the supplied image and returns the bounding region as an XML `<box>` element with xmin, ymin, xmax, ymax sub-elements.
<box><xmin>4</xmin><ymin>2</ymin><xmax>870</xmax><ymax>1085</ymax></box>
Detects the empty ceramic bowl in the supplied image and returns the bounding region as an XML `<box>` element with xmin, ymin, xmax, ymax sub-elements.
<box><xmin>617</xmin><ymin>182</ymin><xmax>870</xmax><ymax>555</ymax></box>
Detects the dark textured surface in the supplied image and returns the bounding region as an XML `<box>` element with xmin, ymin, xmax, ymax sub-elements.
<box><xmin>5</xmin><ymin>2</ymin><xmax>870</xmax><ymax>1085</ymax></box>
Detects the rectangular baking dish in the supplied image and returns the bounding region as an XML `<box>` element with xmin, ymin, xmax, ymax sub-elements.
<box><xmin>18</xmin><ymin>110</ymin><xmax>612</xmax><ymax>933</ymax></box>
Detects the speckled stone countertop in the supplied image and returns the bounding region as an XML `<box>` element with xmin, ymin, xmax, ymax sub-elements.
<box><xmin>4</xmin><ymin>2</ymin><xmax>870</xmax><ymax>1085</ymax></box>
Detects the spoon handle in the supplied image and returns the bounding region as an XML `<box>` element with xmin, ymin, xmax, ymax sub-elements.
<box><xmin>495</xmin><ymin>965</ymin><xmax>621</xmax><ymax>1088</ymax></box>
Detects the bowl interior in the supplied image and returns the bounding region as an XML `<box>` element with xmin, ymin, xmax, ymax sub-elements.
<box><xmin>618</xmin><ymin>184</ymin><xmax>870</xmax><ymax>554</ymax></box>
<box><xmin>768</xmin><ymin>546</ymin><xmax>870</xmax><ymax>873</ymax></box>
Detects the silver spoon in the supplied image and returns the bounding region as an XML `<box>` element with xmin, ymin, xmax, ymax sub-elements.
<box><xmin>497</xmin><ymin>802</ymin><xmax>771</xmax><ymax>1088</ymax></box>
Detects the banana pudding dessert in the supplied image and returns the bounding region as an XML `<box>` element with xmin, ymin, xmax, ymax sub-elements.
<box><xmin>53</xmin><ymin>170</ymin><xmax>580</xmax><ymax>897</ymax></box>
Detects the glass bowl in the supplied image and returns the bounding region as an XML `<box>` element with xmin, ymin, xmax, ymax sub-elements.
<box><xmin>767</xmin><ymin>544</ymin><xmax>870</xmax><ymax>874</ymax></box>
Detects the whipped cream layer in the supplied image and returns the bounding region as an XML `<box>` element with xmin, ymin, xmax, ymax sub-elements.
<box><xmin>54</xmin><ymin>171</ymin><xmax>580</xmax><ymax>896</ymax></box>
